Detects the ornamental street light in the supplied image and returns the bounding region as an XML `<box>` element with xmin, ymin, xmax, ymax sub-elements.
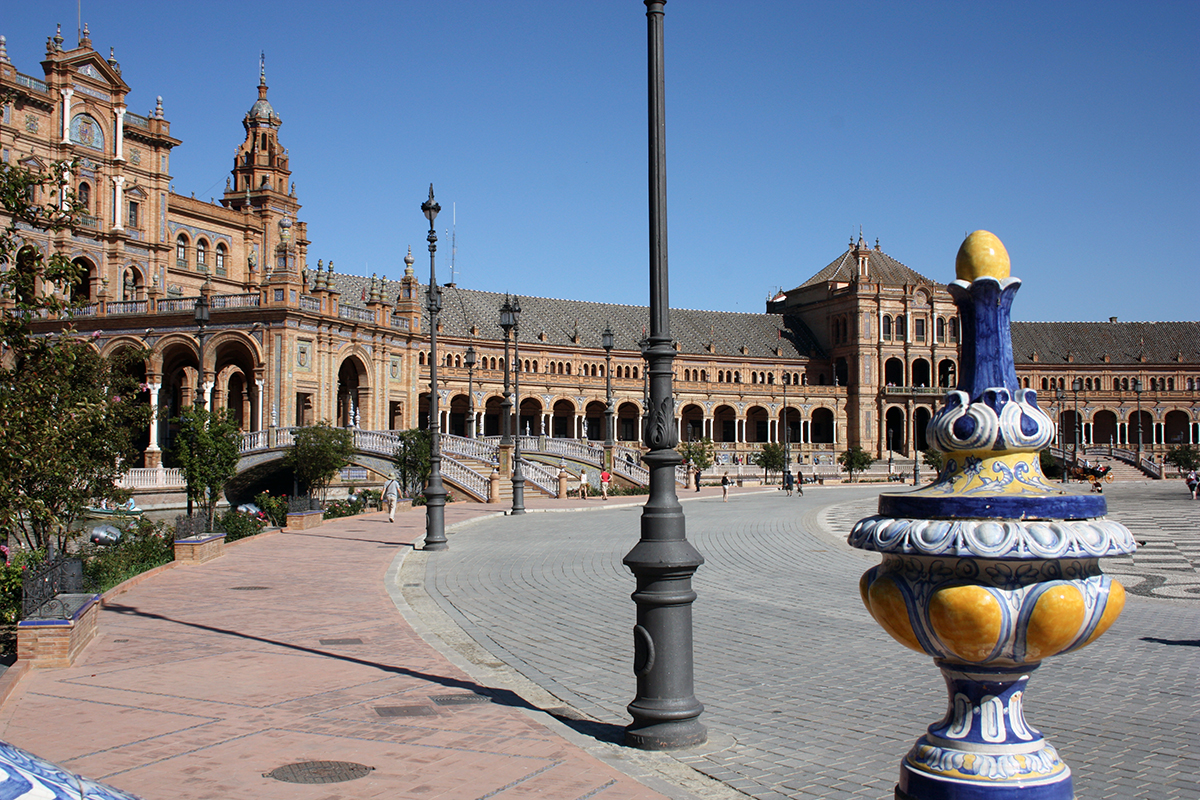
<box><xmin>421</xmin><ymin>185</ymin><xmax>448</xmax><ymax>552</ymax></box>
<box><xmin>1055</xmin><ymin>387</ymin><xmax>1067</xmax><ymax>482</ymax></box>
<box><xmin>500</xmin><ymin>297</ymin><xmax>515</xmax><ymax>448</ymax></box>
<box><xmin>623</xmin><ymin>0</ymin><xmax>706</xmax><ymax>751</ymax></box>
<box><xmin>465</xmin><ymin>345</ymin><xmax>477</xmax><ymax>439</ymax></box>
<box><xmin>500</xmin><ymin>296</ymin><xmax>526</xmax><ymax>515</ymax></box>
<box><xmin>1072</xmin><ymin>377</ymin><xmax>1084</xmax><ymax>472</ymax></box>
<box><xmin>193</xmin><ymin>294</ymin><xmax>209</xmax><ymax>408</ymax></box>
<box><xmin>603</xmin><ymin>323</ymin><xmax>615</xmax><ymax>447</ymax></box>
<box><xmin>1133</xmin><ymin>377</ymin><xmax>1143</xmax><ymax>466</ymax></box>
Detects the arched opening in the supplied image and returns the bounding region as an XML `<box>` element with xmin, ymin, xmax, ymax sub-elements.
<box><xmin>1129</xmin><ymin>410</ymin><xmax>1152</xmax><ymax>449</ymax></box>
<box><xmin>518</xmin><ymin>396</ymin><xmax>543</xmax><ymax>436</ymax></box>
<box><xmin>713</xmin><ymin>405</ymin><xmax>736</xmax><ymax>443</ymax></box>
<box><xmin>210</xmin><ymin>335</ymin><xmax>262</xmax><ymax>431</ymax></box>
<box><xmin>914</xmin><ymin>406</ymin><xmax>932</xmax><ymax>452</ymax></box>
<box><xmin>483</xmin><ymin>395</ymin><xmax>503</xmax><ymax>437</ymax></box>
<box><xmin>1165</xmin><ymin>410</ymin><xmax>1190</xmax><ymax>445</ymax></box>
<box><xmin>810</xmin><ymin>407</ymin><xmax>835</xmax><ymax>444</ymax></box>
<box><xmin>1093</xmin><ymin>410</ymin><xmax>1118</xmax><ymax>447</ymax></box>
<box><xmin>176</xmin><ymin>234</ymin><xmax>189</xmax><ymax>269</ymax></box>
<box><xmin>882</xmin><ymin>315</ymin><xmax>892</xmax><ymax>340</ymax></box>
<box><xmin>449</xmin><ymin>393</ymin><xmax>471</xmax><ymax>437</ymax></box>
<box><xmin>885</xmin><ymin>407</ymin><xmax>907</xmax><ymax>454</ymax></box>
<box><xmin>746</xmin><ymin>405</ymin><xmax>769</xmax><ymax>443</ymax></box>
<box><xmin>938</xmin><ymin>359</ymin><xmax>957</xmax><ymax>388</ymax></box>
<box><xmin>617</xmin><ymin>401</ymin><xmax>640</xmax><ymax>442</ymax></box>
<box><xmin>121</xmin><ymin>266</ymin><xmax>143</xmax><ymax>302</ymax></box>
<box><xmin>1061</xmin><ymin>410</ymin><xmax>1082</xmax><ymax>446</ymax></box>
<box><xmin>336</xmin><ymin>357</ymin><xmax>368</xmax><ymax>428</ymax></box>
<box><xmin>552</xmin><ymin>399</ymin><xmax>576</xmax><ymax>438</ymax></box>
<box><xmin>70</xmin><ymin>256</ymin><xmax>97</xmax><ymax>303</ymax></box>
<box><xmin>834</xmin><ymin>358</ymin><xmax>848</xmax><ymax>386</ymax></box>
<box><xmin>912</xmin><ymin>359</ymin><xmax>931</xmax><ymax>388</ymax></box>
<box><xmin>584</xmin><ymin>400</ymin><xmax>606</xmax><ymax>440</ymax></box>
<box><xmin>781</xmin><ymin>406</ymin><xmax>799</xmax><ymax>448</ymax></box>
<box><xmin>884</xmin><ymin>357</ymin><xmax>904</xmax><ymax>386</ymax></box>
<box><xmin>14</xmin><ymin>246</ymin><xmax>39</xmax><ymax>305</ymax></box>
<box><xmin>680</xmin><ymin>403</ymin><xmax>704</xmax><ymax>443</ymax></box>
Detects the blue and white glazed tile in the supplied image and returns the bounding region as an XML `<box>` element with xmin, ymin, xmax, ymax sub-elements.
<box><xmin>0</xmin><ymin>741</ymin><xmax>142</xmax><ymax>800</ymax></box>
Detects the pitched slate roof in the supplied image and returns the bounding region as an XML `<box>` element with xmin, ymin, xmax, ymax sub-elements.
<box><xmin>794</xmin><ymin>246</ymin><xmax>937</xmax><ymax>290</ymax></box>
<box><xmin>1011</xmin><ymin>321</ymin><xmax>1200</xmax><ymax>366</ymax></box>
<box><xmin>325</xmin><ymin>271</ymin><xmax>821</xmax><ymax>360</ymax></box>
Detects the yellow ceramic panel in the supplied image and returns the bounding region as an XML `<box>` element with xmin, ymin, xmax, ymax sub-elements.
<box><xmin>929</xmin><ymin>584</ymin><xmax>1002</xmax><ymax>662</ymax></box>
<box><xmin>955</xmin><ymin>230</ymin><xmax>1011</xmax><ymax>281</ymax></box>
<box><xmin>1025</xmin><ymin>584</ymin><xmax>1085</xmax><ymax>661</ymax></box>
<box><xmin>1081</xmin><ymin>580</ymin><xmax>1127</xmax><ymax>648</ymax></box>
<box><xmin>867</xmin><ymin>575</ymin><xmax>925</xmax><ymax>653</ymax></box>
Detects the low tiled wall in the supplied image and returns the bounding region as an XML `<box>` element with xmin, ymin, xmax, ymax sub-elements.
<box><xmin>286</xmin><ymin>510</ymin><xmax>324</xmax><ymax>530</ymax></box>
<box><xmin>173</xmin><ymin>533</ymin><xmax>226</xmax><ymax>565</ymax></box>
<box><xmin>17</xmin><ymin>595</ymin><xmax>100</xmax><ymax>669</ymax></box>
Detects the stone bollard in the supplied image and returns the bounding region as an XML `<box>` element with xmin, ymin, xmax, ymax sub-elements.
<box><xmin>557</xmin><ymin>467</ymin><xmax>569</xmax><ymax>499</ymax></box>
<box><xmin>849</xmin><ymin>231</ymin><xmax>1135</xmax><ymax>800</ymax></box>
<box><xmin>489</xmin><ymin>467</ymin><xmax>501</xmax><ymax>504</ymax></box>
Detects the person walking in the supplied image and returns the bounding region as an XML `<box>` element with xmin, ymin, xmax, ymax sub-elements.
<box><xmin>694</xmin><ymin>468</ymin><xmax>701</xmax><ymax>492</ymax></box>
<box><xmin>382</xmin><ymin>473</ymin><xmax>401</xmax><ymax>522</ymax></box>
<box><xmin>721</xmin><ymin>474</ymin><xmax>730</xmax><ymax>502</ymax></box>
<box><xmin>783</xmin><ymin>469</ymin><xmax>793</xmax><ymax>497</ymax></box>
<box><xmin>600</xmin><ymin>468</ymin><xmax>611</xmax><ymax>500</ymax></box>
<box><xmin>578</xmin><ymin>469</ymin><xmax>589</xmax><ymax>500</ymax></box>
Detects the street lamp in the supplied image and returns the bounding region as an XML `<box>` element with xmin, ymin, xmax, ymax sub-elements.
<box><xmin>500</xmin><ymin>296</ymin><xmax>525</xmax><ymax>515</ymax></box>
<box><xmin>465</xmin><ymin>345</ymin><xmax>477</xmax><ymax>439</ymax></box>
<box><xmin>623</xmin><ymin>0</ymin><xmax>706</xmax><ymax>751</ymax></box>
<box><xmin>421</xmin><ymin>185</ymin><xmax>448</xmax><ymax>552</ymax></box>
<box><xmin>887</xmin><ymin>427</ymin><xmax>893</xmax><ymax>475</ymax></box>
<box><xmin>1054</xmin><ymin>387</ymin><xmax>1066</xmax><ymax>482</ymax></box>
<box><xmin>1071</xmin><ymin>377</ymin><xmax>1083</xmax><ymax>474</ymax></box>
<box><xmin>603</xmin><ymin>324</ymin><xmax>615</xmax><ymax>447</ymax></box>
<box><xmin>193</xmin><ymin>294</ymin><xmax>209</xmax><ymax>408</ymax></box>
<box><xmin>1133</xmin><ymin>377</ymin><xmax>1143</xmax><ymax>466</ymax></box>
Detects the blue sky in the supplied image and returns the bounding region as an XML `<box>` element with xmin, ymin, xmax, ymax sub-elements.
<box><xmin>5</xmin><ymin>1</ymin><xmax>1196</xmax><ymax>322</ymax></box>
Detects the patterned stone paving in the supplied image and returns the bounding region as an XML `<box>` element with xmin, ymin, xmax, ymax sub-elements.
<box><xmin>415</xmin><ymin>481</ymin><xmax>1200</xmax><ymax>799</ymax></box>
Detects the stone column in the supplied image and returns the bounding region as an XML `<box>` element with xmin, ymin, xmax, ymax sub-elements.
<box><xmin>255</xmin><ymin>379</ymin><xmax>264</xmax><ymax>431</ymax></box>
<box><xmin>113</xmin><ymin>105</ymin><xmax>125</xmax><ymax>161</ymax></box>
<box><xmin>59</xmin><ymin>87</ymin><xmax>73</xmax><ymax>143</ymax></box>
<box><xmin>144</xmin><ymin>381</ymin><xmax>162</xmax><ymax>468</ymax></box>
<box><xmin>111</xmin><ymin>175</ymin><xmax>125</xmax><ymax>230</ymax></box>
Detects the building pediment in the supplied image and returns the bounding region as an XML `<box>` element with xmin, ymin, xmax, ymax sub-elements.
<box><xmin>54</xmin><ymin>50</ymin><xmax>130</xmax><ymax>96</ymax></box>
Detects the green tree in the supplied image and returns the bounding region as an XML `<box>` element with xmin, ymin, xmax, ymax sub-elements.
<box><xmin>172</xmin><ymin>406</ymin><xmax>241</xmax><ymax>530</ymax></box>
<box><xmin>752</xmin><ymin>442</ymin><xmax>788</xmax><ymax>482</ymax></box>
<box><xmin>1038</xmin><ymin>448</ymin><xmax>1063</xmax><ymax>479</ymax></box>
<box><xmin>392</xmin><ymin>428</ymin><xmax>431</xmax><ymax>497</ymax></box>
<box><xmin>286</xmin><ymin>421</ymin><xmax>354</xmax><ymax>503</ymax></box>
<box><xmin>837</xmin><ymin>446</ymin><xmax>875</xmax><ymax>483</ymax></box>
<box><xmin>0</xmin><ymin>152</ymin><xmax>152</xmax><ymax>556</ymax></box>
<box><xmin>678</xmin><ymin>437</ymin><xmax>716</xmax><ymax>472</ymax></box>
<box><xmin>921</xmin><ymin>448</ymin><xmax>944</xmax><ymax>473</ymax></box>
<box><xmin>1165</xmin><ymin>444</ymin><xmax>1200</xmax><ymax>473</ymax></box>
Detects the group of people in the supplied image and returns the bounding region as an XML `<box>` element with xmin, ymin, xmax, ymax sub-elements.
<box><xmin>574</xmin><ymin>468</ymin><xmax>612</xmax><ymax>500</ymax></box>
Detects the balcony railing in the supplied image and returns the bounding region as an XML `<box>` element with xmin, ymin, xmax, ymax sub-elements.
<box><xmin>106</xmin><ymin>300</ymin><xmax>147</xmax><ymax>315</ymax></box>
<box><xmin>338</xmin><ymin>304</ymin><xmax>375</xmax><ymax>324</ymax></box>
<box><xmin>210</xmin><ymin>293</ymin><xmax>260</xmax><ymax>310</ymax></box>
<box><xmin>300</xmin><ymin>295</ymin><xmax>321</xmax><ymax>312</ymax></box>
<box><xmin>157</xmin><ymin>296</ymin><xmax>198</xmax><ymax>313</ymax></box>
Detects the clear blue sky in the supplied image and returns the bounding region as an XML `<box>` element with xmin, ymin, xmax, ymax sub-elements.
<box><xmin>6</xmin><ymin>1</ymin><xmax>1197</xmax><ymax>323</ymax></box>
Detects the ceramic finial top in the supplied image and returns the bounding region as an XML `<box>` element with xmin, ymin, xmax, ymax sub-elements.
<box><xmin>955</xmin><ymin>230</ymin><xmax>1010</xmax><ymax>281</ymax></box>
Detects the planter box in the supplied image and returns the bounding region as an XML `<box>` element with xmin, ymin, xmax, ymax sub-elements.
<box><xmin>173</xmin><ymin>533</ymin><xmax>226</xmax><ymax>565</ymax></box>
<box><xmin>286</xmin><ymin>509</ymin><xmax>324</xmax><ymax>530</ymax></box>
<box><xmin>17</xmin><ymin>594</ymin><xmax>100</xmax><ymax>668</ymax></box>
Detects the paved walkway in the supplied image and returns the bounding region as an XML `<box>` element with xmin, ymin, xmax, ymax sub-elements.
<box><xmin>0</xmin><ymin>490</ymin><xmax>739</xmax><ymax>800</ymax></box>
<box><xmin>414</xmin><ymin>481</ymin><xmax>1200</xmax><ymax>800</ymax></box>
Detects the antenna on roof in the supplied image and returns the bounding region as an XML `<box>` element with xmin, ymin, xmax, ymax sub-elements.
<box><xmin>451</xmin><ymin>202</ymin><xmax>457</xmax><ymax>286</ymax></box>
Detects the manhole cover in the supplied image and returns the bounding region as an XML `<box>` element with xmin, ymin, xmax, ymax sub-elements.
<box><xmin>431</xmin><ymin>693</ymin><xmax>492</xmax><ymax>706</ymax></box>
<box><xmin>230</xmin><ymin>586</ymin><xmax>272</xmax><ymax>591</ymax></box>
<box><xmin>375</xmin><ymin>705</ymin><xmax>436</xmax><ymax>717</ymax></box>
<box><xmin>264</xmin><ymin>761</ymin><xmax>372</xmax><ymax>784</ymax></box>
<box><xmin>112</xmin><ymin>639</ymin><xmax>129</xmax><ymax>643</ymax></box>
<box><xmin>319</xmin><ymin>638</ymin><xmax>363</xmax><ymax>645</ymax></box>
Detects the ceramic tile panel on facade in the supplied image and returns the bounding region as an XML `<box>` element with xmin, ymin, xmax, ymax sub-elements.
<box><xmin>850</xmin><ymin>231</ymin><xmax>1136</xmax><ymax>800</ymax></box>
<box><xmin>0</xmin><ymin>740</ymin><xmax>143</xmax><ymax>799</ymax></box>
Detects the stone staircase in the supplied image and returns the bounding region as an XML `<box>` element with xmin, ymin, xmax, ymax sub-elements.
<box><xmin>448</xmin><ymin>453</ymin><xmax>556</xmax><ymax>500</ymax></box>
<box><xmin>1085</xmin><ymin>455</ymin><xmax>1150</xmax><ymax>482</ymax></box>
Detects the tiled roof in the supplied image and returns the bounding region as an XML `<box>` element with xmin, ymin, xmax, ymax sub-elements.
<box><xmin>324</xmin><ymin>271</ymin><xmax>821</xmax><ymax>360</ymax></box>
<box><xmin>1012</xmin><ymin>321</ymin><xmax>1200</xmax><ymax>366</ymax></box>
<box><xmin>794</xmin><ymin>247</ymin><xmax>937</xmax><ymax>290</ymax></box>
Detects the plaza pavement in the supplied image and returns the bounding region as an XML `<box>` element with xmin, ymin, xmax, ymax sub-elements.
<box><xmin>0</xmin><ymin>479</ymin><xmax>1195</xmax><ymax>799</ymax></box>
<box><xmin>412</xmin><ymin>480</ymin><xmax>1200</xmax><ymax>800</ymax></box>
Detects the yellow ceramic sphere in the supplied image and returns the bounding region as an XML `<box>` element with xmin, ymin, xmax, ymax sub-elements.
<box><xmin>955</xmin><ymin>230</ymin><xmax>1011</xmax><ymax>281</ymax></box>
<box><xmin>1024</xmin><ymin>584</ymin><xmax>1085</xmax><ymax>662</ymax></box>
<box><xmin>867</xmin><ymin>574</ymin><xmax>925</xmax><ymax>653</ymax></box>
<box><xmin>1080</xmin><ymin>580</ymin><xmax>1127</xmax><ymax>649</ymax></box>
<box><xmin>929</xmin><ymin>584</ymin><xmax>1003</xmax><ymax>662</ymax></box>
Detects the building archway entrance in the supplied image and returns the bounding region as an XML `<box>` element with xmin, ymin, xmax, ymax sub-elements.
<box><xmin>552</xmin><ymin>399</ymin><xmax>576</xmax><ymax>438</ymax></box>
<box><xmin>885</xmin><ymin>407</ymin><xmax>906</xmax><ymax>454</ymax></box>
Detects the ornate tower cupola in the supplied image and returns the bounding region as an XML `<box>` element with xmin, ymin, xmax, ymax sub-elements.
<box><xmin>225</xmin><ymin>53</ymin><xmax>292</xmax><ymax>204</ymax></box>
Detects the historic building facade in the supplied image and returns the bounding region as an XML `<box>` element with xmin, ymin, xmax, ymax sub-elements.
<box><xmin>2</xmin><ymin>28</ymin><xmax>1197</xmax><ymax>480</ymax></box>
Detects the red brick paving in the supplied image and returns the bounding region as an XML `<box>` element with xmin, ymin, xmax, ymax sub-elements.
<box><xmin>0</xmin><ymin>492</ymin><xmax>726</xmax><ymax>800</ymax></box>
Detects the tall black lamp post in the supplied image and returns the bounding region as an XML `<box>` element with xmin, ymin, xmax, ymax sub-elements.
<box><xmin>1133</xmin><ymin>377</ymin><xmax>1143</xmax><ymax>466</ymax></box>
<box><xmin>887</xmin><ymin>427</ymin><xmax>894</xmax><ymax>475</ymax></box>
<box><xmin>1080</xmin><ymin>376</ymin><xmax>1089</xmax><ymax>470</ymax></box>
<box><xmin>623</xmin><ymin>0</ymin><xmax>706</xmax><ymax>751</ymax></box>
<box><xmin>1055</xmin><ymin>387</ymin><xmax>1067</xmax><ymax>482</ymax></box>
<box><xmin>421</xmin><ymin>185</ymin><xmax>448</xmax><ymax>551</ymax></box>
<box><xmin>500</xmin><ymin>298</ymin><xmax>514</xmax><ymax>448</ymax></box>
<box><xmin>500</xmin><ymin>296</ymin><xmax>525</xmax><ymax>514</ymax></box>
<box><xmin>193</xmin><ymin>294</ymin><xmax>209</xmax><ymax>408</ymax></box>
<box><xmin>465</xmin><ymin>345</ymin><xmax>477</xmax><ymax>439</ymax></box>
<box><xmin>603</xmin><ymin>324</ymin><xmax>615</xmax><ymax>447</ymax></box>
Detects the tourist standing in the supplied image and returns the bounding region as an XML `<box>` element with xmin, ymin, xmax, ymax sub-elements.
<box><xmin>783</xmin><ymin>470</ymin><xmax>793</xmax><ymax>497</ymax></box>
<box><xmin>721</xmin><ymin>474</ymin><xmax>730</xmax><ymax>502</ymax></box>
<box><xmin>382</xmin><ymin>473</ymin><xmax>401</xmax><ymax>522</ymax></box>
<box><xmin>600</xmin><ymin>468</ymin><xmax>611</xmax><ymax>500</ymax></box>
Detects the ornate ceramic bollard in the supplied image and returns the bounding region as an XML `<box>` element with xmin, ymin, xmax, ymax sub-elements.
<box><xmin>849</xmin><ymin>231</ymin><xmax>1135</xmax><ymax>800</ymax></box>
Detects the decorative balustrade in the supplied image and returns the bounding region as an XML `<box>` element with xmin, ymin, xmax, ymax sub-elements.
<box><xmin>338</xmin><ymin>304</ymin><xmax>376</xmax><ymax>324</ymax></box>
<box><xmin>125</xmin><ymin>110</ymin><xmax>150</xmax><ymax>128</ymax></box>
<box><xmin>353</xmin><ymin>429</ymin><xmax>399</xmax><ymax>456</ymax></box>
<box><xmin>519</xmin><ymin>459</ymin><xmax>558</xmax><ymax>496</ymax></box>
<box><xmin>613</xmin><ymin>458</ymin><xmax>650</xmax><ymax>485</ymax></box>
<box><xmin>542</xmin><ymin>437</ymin><xmax>603</xmax><ymax>464</ymax></box>
<box><xmin>105</xmin><ymin>300</ymin><xmax>147</xmax><ymax>315</ymax></box>
<box><xmin>117</xmin><ymin>468</ymin><xmax>185</xmax><ymax>488</ymax></box>
<box><xmin>442</xmin><ymin>455</ymin><xmax>488</xmax><ymax>499</ymax></box>
<box><xmin>15</xmin><ymin>73</ymin><xmax>47</xmax><ymax>92</ymax></box>
<box><xmin>210</xmin><ymin>293</ymin><xmax>260</xmax><ymax>309</ymax></box>
<box><xmin>442</xmin><ymin>434</ymin><xmax>499</xmax><ymax>462</ymax></box>
<box><xmin>390</xmin><ymin>314</ymin><xmax>411</xmax><ymax>330</ymax></box>
<box><xmin>157</xmin><ymin>296</ymin><xmax>197</xmax><ymax>313</ymax></box>
<box><xmin>1140</xmin><ymin>455</ymin><xmax>1162</xmax><ymax>478</ymax></box>
<box><xmin>299</xmin><ymin>295</ymin><xmax>321</xmax><ymax>312</ymax></box>
<box><xmin>75</xmin><ymin>213</ymin><xmax>100</xmax><ymax>230</ymax></box>
<box><xmin>275</xmin><ymin>427</ymin><xmax>296</xmax><ymax>448</ymax></box>
<box><xmin>240</xmin><ymin>430</ymin><xmax>269</xmax><ymax>453</ymax></box>
<box><xmin>66</xmin><ymin>303</ymin><xmax>98</xmax><ymax>317</ymax></box>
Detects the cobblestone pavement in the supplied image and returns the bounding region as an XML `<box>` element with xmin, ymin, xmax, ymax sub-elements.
<box><xmin>413</xmin><ymin>482</ymin><xmax>1200</xmax><ymax>800</ymax></box>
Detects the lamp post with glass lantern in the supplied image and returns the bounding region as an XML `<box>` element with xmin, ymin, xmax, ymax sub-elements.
<box><xmin>420</xmin><ymin>185</ymin><xmax>448</xmax><ymax>551</ymax></box>
<box><xmin>1133</xmin><ymin>377</ymin><xmax>1143</xmax><ymax>466</ymax></box>
<box><xmin>603</xmin><ymin>324</ymin><xmax>615</xmax><ymax>454</ymax></box>
<box><xmin>1072</xmin><ymin>377</ymin><xmax>1083</xmax><ymax>472</ymax></box>
<box><xmin>465</xmin><ymin>345</ymin><xmax>477</xmax><ymax>439</ymax></box>
<box><xmin>1055</xmin><ymin>387</ymin><xmax>1067</xmax><ymax>482</ymax></box>
<box><xmin>500</xmin><ymin>296</ymin><xmax>526</xmax><ymax>514</ymax></box>
<box><xmin>193</xmin><ymin>294</ymin><xmax>209</xmax><ymax>408</ymax></box>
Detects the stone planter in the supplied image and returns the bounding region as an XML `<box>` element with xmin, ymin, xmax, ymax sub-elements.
<box><xmin>172</xmin><ymin>533</ymin><xmax>226</xmax><ymax>565</ymax></box>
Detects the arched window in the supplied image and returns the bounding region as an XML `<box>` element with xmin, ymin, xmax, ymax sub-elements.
<box><xmin>936</xmin><ymin>317</ymin><xmax>946</xmax><ymax>343</ymax></box>
<box><xmin>532</xmin><ymin>361</ymin><xmax>538</xmax><ymax>373</ymax></box>
<box><xmin>261</xmin><ymin>133</ymin><xmax>268</xmax><ymax>149</ymax></box>
<box><xmin>801</xmin><ymin>373</ymin><xmax>808</xmax><ymax>385</ymax></box>
<box><xmin>895</xmin><ymin>316</ymin><xmax>907</xmax><ymax>340</ymax></box>
<box><xmin>882</xmin><ymin>315</ymin><xmax>892</xmax><ymax>340</ymax></box>
<box><xmin>176</xmin><ymin>235</ymin><xmax>188</xmax><ymax>268</ymax></box>
<box><xmin>455</xmin><ymin>355</ymin><xmax>462</xmax><ymax>368</ymax></box>
<box><xmin>1085</xmin><ymin>378</ymin><xmax>1093</xmax><ymax>391</ymax></box>
<box><xmin>215</xmin><ymin>244</ymin><xmax>227</xmax><ymax>276</ymax></box>
<box><xmin>1041</xmin><ymin>377</ymin><xmax>1048</xmax><ymax>390</ymax></box>
<box><xmin>718</xmin><ymin>370</ymin><xmax>724</xmax><ymax>383</ymax></box>
<box><xmin>196</xmin><ymin>239</ymin><xmax>207</xmax><ymax>270</ymax></box>
<box><xmin>566</xmin><ymin>363</ymin><xmax>572</xmax><ymax>375</ymax></box>
<box><xmin>1023</xmin><ymin>377</ymin><xmax>1030</xmax><ymax>388</ymax></box>
<box><xmin>77</xmin><ymin>182</ymin><xmax>91</xmax><ymax>214</ymax></box>
<box><xmin>768</xmin><ymin>373</ymin><xmax>774</xmax><ymax>384</ymax></box>
<box><xmin>418</xmin><ymin>352</ymin><xmax>426</xmax><ymax>366</ymax></box>
<box><xmin>949</xmin><ymin>317</ymin><xmax>959</xmax><ymax>342</ymax></box>
<box><xmin>633</xmin><ymin>367</ymin><xmax>638</xmax><ymax>380</ymax></box>
<box><xmin>701</xmin><ymin>370</ymin><xmax>707</xmax><ymax>382</ymax></box>
<box><xmin>1168</xmin><ymin>378</ymin><xmax>1174</xmax><ymax>391</ymax></box>
<box><xmin>734</xmin><ymin>372</ymin><xmax>741</xmax><ymax>383</ymax></box>
<box><xmin>1122</xmin><ymin>378</ymin><xmax>1129</xmax><ymax>391</ymax></box>
<box><xmin>751</xmin><ymin>372</ymin><xmax>758</xmax><ymax>384</ymax></box>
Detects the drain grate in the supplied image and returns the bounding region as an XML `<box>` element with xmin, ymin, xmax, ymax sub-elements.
<box><xmin>319</xmin><ymin>638</ymin><xmax>363</xmax><ymax>645</ymax></box>
<box><xmin>264</xmin><ymin>761</ymin><xmax>372</xmax><ymax>784</ymax></box>
<box><xmin>230</xmin><ymin>586</ymin><xmax>272</xmax><ymax>591</ymax></box>
<box><xmin>112</xmin><ymin>639</ymin><xmax>129</xmax><ymax>643</ymax></box>
<box><xmin>431</xmin><ymin>693</ymin><xmax>492</xmax><ymax>706</ymax></box>
<box><xmin>375</xmin><ymin>705</ymin><xmax>436</xmax><ymax>717</ymax></box>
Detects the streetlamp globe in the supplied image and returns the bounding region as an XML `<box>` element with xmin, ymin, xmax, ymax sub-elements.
<box><xmin>192</xmin><ymin>294</ymin><xmax>210</xmax><ymax>408</ymax></box>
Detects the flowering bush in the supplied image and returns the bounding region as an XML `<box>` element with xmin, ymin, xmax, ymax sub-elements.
<box><xmin>254</xmin><ymin>491</ymin><xmax>288</xmax><ymax>528</ymax></box>
<box><xmin>80</xmin><ymin>519</ymin><xmax>172</xmax><ymax>593</ymax></box>
<box><xmin>220</xmin><ymin>510</ymin><xmax>265</xmax><ymax>542</ymax></box>
<box><xmin>323</xmin><ymin>497</ymin><xmax>365</xmax><ymax>519</ymax></box>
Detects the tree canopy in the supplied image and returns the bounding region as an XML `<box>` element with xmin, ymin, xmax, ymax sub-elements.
<box><xmin>392</xmin><ymin>428</ymin><xmax>431</xmax><ymax>497</ymax></box>
<box><xmin>752</xmin><ymin>442</ymin><xmax>788</xmax><ymax>480</ymax></box>
<box><xmin>286</xmin><ymin>422</ymin><xmax>354</xmax><ymax>502</ymax></box>
<box><xmin>172</xmin><ymin>406</ymin><xmax>241</xmax><ymax>530</ymax></box>
<box><xmin>1165</xmin><ymin>444</ymin><xmax>1200</xmax><ymax>473</ymax></box>
<box><xmin>678</xmin><ymin>437</ymin><xmax>716</xmax><ymax>472</ymax></box>
<box><xmin>837</xmin><ymin>446</ymin><xmax>875</xmax><ymax>483</ymax></box>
